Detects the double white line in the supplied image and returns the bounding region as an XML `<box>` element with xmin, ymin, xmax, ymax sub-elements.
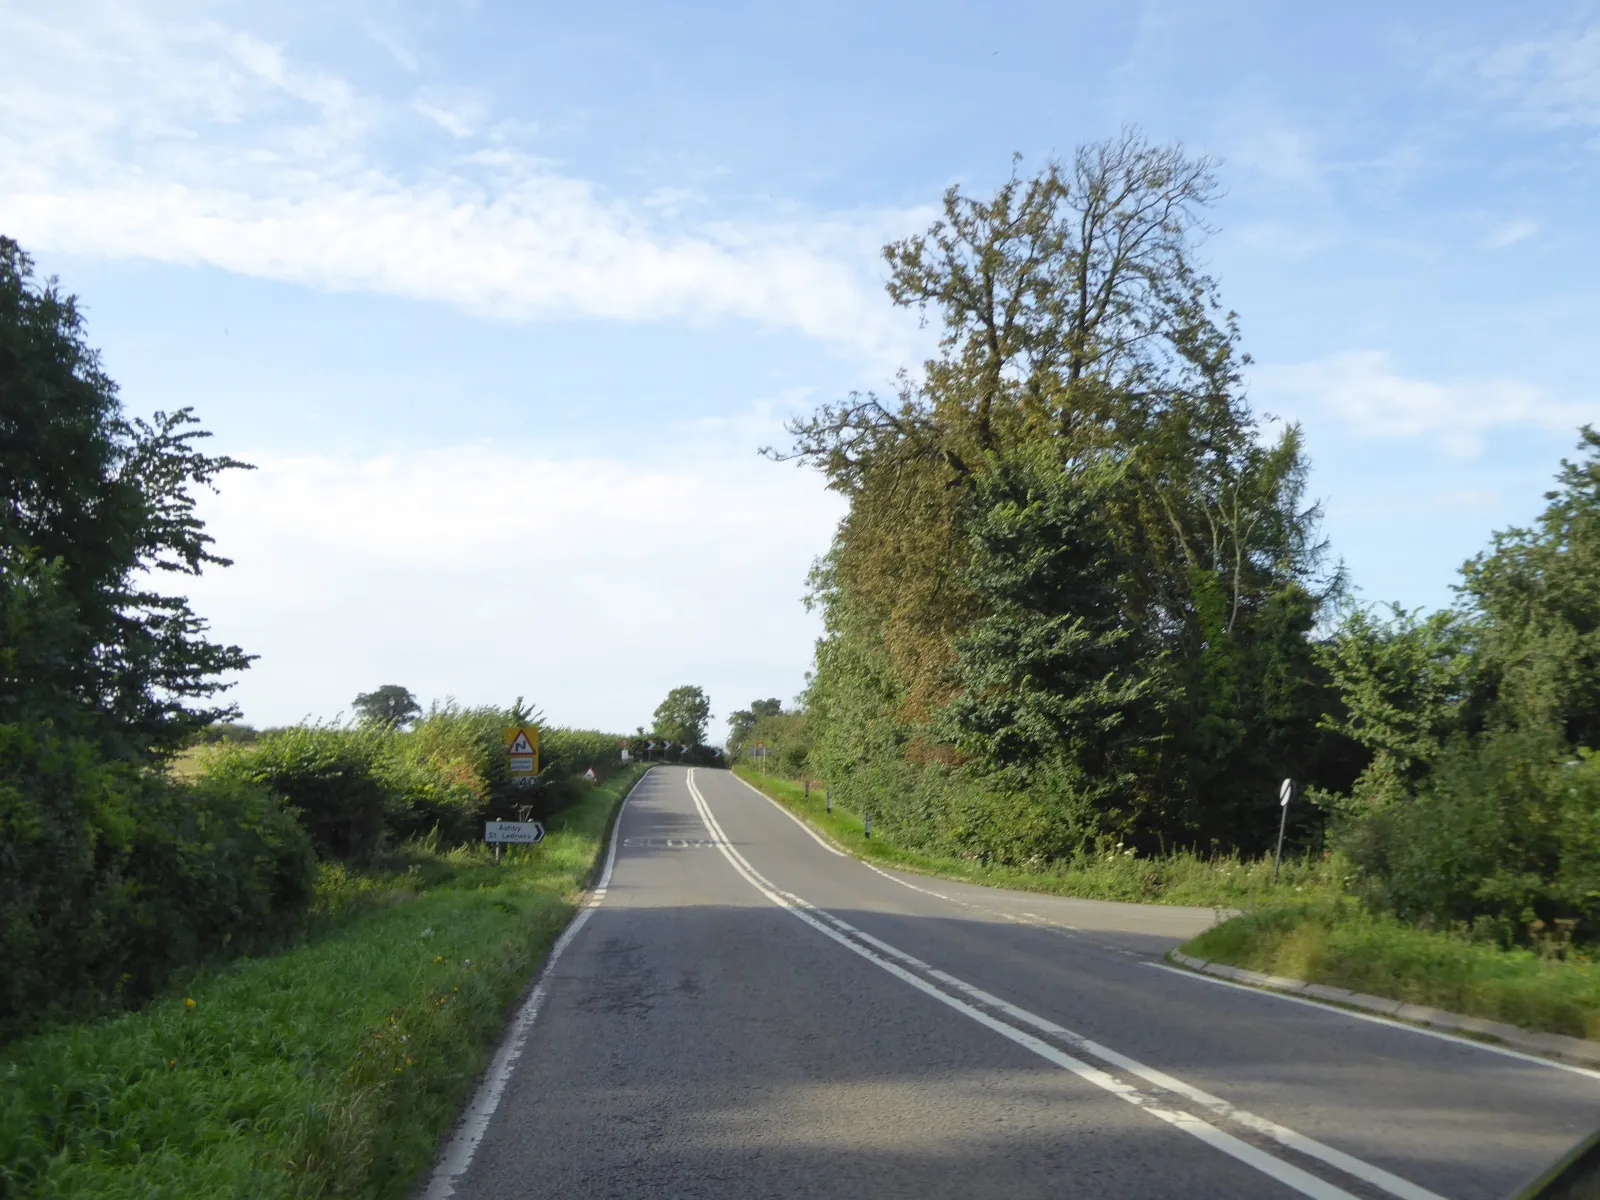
<box><xmin>686</xmin><ymin>769</ymin><xmax>1447</xmax><ymax>1200</ymax></box>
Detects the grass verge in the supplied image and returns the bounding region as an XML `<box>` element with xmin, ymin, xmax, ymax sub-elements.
<box><xmin>732</xmin><ymin>765</ymin><xmax>1339</xmax><ymax>908</ymax></box>
<box><xmin>1181</xmin><ymin>900</ymin><xmax>1600</xmax><ymax>1041</ymax></box>
<box><xmin>0</xmin><ymin>764</ymin><xmax>647</xmax><ymax>1200</ymax></box>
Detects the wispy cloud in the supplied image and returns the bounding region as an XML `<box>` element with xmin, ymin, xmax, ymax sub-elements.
<box><xmin>0</xmin><ymin>3</ymin><xmax>916</xmax><ymax>364</ymax></box>
<box><xmin>1455</xmin><ymin>25</ymin><xmax>1600</xmax><ymax>129</ymax></box>
<box><xmin>1482</xmin><ymin>217</ymin><xmax>1539</xmax><ymax>248</ymax></box>
<box><xmin>1252</xmin><ymin>350</ymin><xmax>1596</xmax><ymax>456</ymax></box>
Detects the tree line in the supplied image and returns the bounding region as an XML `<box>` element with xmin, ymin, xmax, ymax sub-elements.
<box><xmin>761</xmin><ymin>133</ymin><xmax>1599</xmax><ymax>945</ymax></box>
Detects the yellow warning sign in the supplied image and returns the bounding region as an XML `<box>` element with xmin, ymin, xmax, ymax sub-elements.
<box><xmin>503</xmin><ymin>726</ymin><xmax>540</xmax><ymax>778</ymax></box>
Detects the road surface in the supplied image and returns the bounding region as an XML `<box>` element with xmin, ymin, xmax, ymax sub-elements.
<box><xmin>427</xmin><ymin>766</ymin><xmax>1600</xmax><ymax>1199</ymax></box>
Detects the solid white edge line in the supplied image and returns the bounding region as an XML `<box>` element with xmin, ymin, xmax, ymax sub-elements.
<box><xmin>732</xmin><ymin>770</ymin><xmax>848</xmax><ymax>855</ymax></box>
<box><xmin>421</xmin><ymin>766</ymin><xmax>652</xmax><ymax>1200</ymax></box>
<box><xmin>685</xmin><ymin>770</ymin><xmax>1369</xmax><ymax>1200</ymax></box>
<box><xmin>1145</xmin><ymin>960</ymin><xmax>1600</xmax><ymax>1084</ymax></box>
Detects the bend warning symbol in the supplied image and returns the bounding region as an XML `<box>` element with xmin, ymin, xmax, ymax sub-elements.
<box><xmin>509</xmin><ymin>731</ymin><xmax>534</xmax><ymax>755</ymax></box>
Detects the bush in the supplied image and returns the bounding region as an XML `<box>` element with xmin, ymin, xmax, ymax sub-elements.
<box><xmin>0</xmin><ymin>722</ymin><xmax>315</xmax><ymax>1037</ymax></box>
<box><xmin>210</xmin><ymin>725</ymin><xmax>393</xmax><ymax>862</ymax></box>
<box><xmin>381</xmin><ymin>706</ymin><xmax>503</xmax><ymax>844</ymax></box>
<box><xmin>1340</xmin><ymin>729</ymin><xmax>1600</xmax><ymax>942</ymax></box>
<box><xmin>542</xmin><ymin>727</ymin><xmax>624</xmax><ymax>781</ymax></box>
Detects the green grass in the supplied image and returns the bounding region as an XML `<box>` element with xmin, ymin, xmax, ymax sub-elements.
<box><xmin>0</xmin><ymin>765</ymin><xmax>647</xmax><ymax>1200</ymax></box>
<box><xmin>1183</xmin><ymin>900</ymin><xmax>1600</xmax><ymax>1041</ymax></box>
<box><xmin>732</xmin><ymin>765</ymin><xmax>1341</xmax><ymax>908</ymax></box>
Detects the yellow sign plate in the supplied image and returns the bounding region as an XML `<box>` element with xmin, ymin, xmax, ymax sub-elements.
<box><xmin>503</xmin><ymin>726</ymin><xmax>540</xmax><ymax>776</ymax></box>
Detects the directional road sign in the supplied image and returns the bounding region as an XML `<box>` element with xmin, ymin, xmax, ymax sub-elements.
<box><xmin>486</xmin><ymin>820</ymin><xmax>545</xmax><ymax>844</ymax></box>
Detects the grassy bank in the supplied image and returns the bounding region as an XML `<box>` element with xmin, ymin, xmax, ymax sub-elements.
<box><xmin>733</xmin><ymin>765</ymin><xmax>1339</xmax><ymax>908</ymax></box>
<box><xmin>0</xmin><ymin>764</ymin><xmax>646</xmax><ymax>1200</ymax></box>
<box><xmin>1182</xmin><ymin>900</ymin><xmax>1600</xmax><ymax>1041</ymax></box>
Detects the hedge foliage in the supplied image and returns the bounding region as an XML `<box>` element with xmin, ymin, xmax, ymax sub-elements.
<box><xmin>0</xmin><ymin>722</ymin><xmax>315</xmax><ymax>1039</ymax></box>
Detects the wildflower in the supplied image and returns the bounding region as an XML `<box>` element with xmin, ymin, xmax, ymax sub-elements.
<box><xmin>462</xmin><ymin>959</ymin><xmax>472</xmax><ymax>967</ymax></box>
<box><xmin>433</xmin><ymin>955</ymin><xmax>443</xmax><ymax>964</ymax></box>
<box><xmin>184</xmin><ymin>998</ymin><xmax>196</xmax><ymax>1011</ymax></box>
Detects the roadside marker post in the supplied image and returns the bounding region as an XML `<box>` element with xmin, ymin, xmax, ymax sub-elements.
<box><xmin>1272</xmin><ymin>778</ymin><xmax>1295</xmax><ymax>885</ymax></box>
<box><xmin>865</xmin><ymin>812</ymin><xmax>871</xmax><ymax>839</ymax></box>
<box><xmin>826</xmin><ymin>787</ymin><xmax>831</xmax><ymax>814</ymax></box>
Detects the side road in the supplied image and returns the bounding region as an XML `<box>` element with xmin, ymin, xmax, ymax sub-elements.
<box><xmin>739</xmin><ymin>767</ymin><xmax>1600</xmax><ymax>1067</ymax></box>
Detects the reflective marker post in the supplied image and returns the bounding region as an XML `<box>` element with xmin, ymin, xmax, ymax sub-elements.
<box><xmin>865</xmin><ymin>812</ymin><xmax>871</xmax><ymax>839</ymax></box>
<box><xmin>826</xmin><ymin>788</ymin><xmax>831</xmax><ymax>815</ymax></box>
<box><xmin>1272</xmin><ymin>779</ymin><xmax>1295</xmax><ymax>886</ymax></box>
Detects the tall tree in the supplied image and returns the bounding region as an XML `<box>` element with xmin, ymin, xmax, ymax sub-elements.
<box><xmin>0</xmin><ymin>237</ymin><xmax>252</xmax><ymax>758</ymax></box>
<box><xmin>783</xmin><ymin>134</ymin><xmax>1340</xmax><ymax>858</ymax></box>
<box><xmin>653</xmin><ymin>685</ymin><xmax>711</xmax><ymax>747</ymax></box>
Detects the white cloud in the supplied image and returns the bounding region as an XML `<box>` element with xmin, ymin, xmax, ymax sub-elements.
<box><xmin>1252</xmin><ymin>350</ymin><xmax>1596</xmax><ymax>456</ymax></box>
<box><xmin>0</xmin><ymin>3</ymin><xmax>916</xmax><ymax>364</ymax></box>
<box><xmin>183</xmin><ymin>435</ymin><xmax>846</xmax><ymax>740</ymax></box>
<box><xmin>1482</xmin><ymin>217</ymin><xmax>1539</xmax><ymax>248</ymax></box>
<box><xmin>1460</xmin><ymin>26</ymin><xmax>1600</xmax><ymax>129</ymax></box>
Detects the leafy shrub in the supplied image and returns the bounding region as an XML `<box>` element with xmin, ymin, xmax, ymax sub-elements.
<box><xmin>380</xmin><ymin>705</ymin><xmax>504</xmax><ymax>843</ymax></box>
<box><xmin>541</xmin><ymin>727</ymin><xmax>624</xmax><ymax>781</ymax></box>
<box><xmin>0</xmin><ymin>721</ymin><xmax>314</xmax><ymax>1037</ymax></box>
<box><xmin>1341</xmin><ymin>729</ymin><xmax>1600</xmax><ymax>941</ymax></box>
<box><xmin>210</xmin><ymin>725</ymin><xmax>392</xmax><ymax>862</ymax></box>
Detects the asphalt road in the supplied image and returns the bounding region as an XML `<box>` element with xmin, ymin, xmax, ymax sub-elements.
<box><xmin>427</xmin><ymin>766</ymin><xmax>1600</xmax><ymax>1200</ymax></box>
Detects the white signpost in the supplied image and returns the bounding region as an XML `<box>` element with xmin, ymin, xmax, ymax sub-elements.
<box><xmin>1272</xmin><ymin>778</ymin><xmax>1296</xmax><ymax>885</ymax></box>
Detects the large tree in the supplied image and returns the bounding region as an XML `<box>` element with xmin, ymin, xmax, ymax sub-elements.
<box><xmin>653</xmin><ymin>685</ymin><xmax>711</xmax><ymax>747</ymax></box>
<box><xmin>0</xmin><ymin>237</ymin><xmax>251</xmax><ymax>758</ymax></box>
<box><xmin>785</xmin><ymin>134</ymin><xmax>1344</xmax><ymax>858</ymax></box>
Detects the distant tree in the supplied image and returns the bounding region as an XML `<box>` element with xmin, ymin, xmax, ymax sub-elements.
<box><xmin>352</xmin><ymin>685</ymin><xmax>421</xmax><ymax>728</ymax></box>
<box><xmin>0</xmin><ymin>236</ymin><xmax>253</xmax><ymax>758</ymax></box>
<box><xmin>727</xmin><ymin>697</ymin><xmax>783</xmax><ymax>751</ymax></box>
<box><xmin>653</xmin><ymin>685</ymin><xmax>711</xmax><ymax>747</ymax></box>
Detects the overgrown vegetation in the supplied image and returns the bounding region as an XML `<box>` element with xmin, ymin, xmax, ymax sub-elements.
<box><xmin>779</xmin><ymin>134</ymin><xmax>1358</xmax><ymax>873</ymax></box>
<box><xmin>762</xmin><ymin>132</ymin><xmax>1600</xmax><ymax>976</ymax></box>
<box><xmin>0</xmin><ymin>765</ymin><xmax>645</xmax><ymax>1199</ymax></box>
<box><xmin>733</xmin><ymin>765</ymin><xmax>1340</xmax><ymax>908</ymax></box>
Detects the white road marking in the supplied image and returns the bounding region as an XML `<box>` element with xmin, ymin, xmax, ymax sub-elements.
<box><xmin>734</xmin><ymin>771</ymin><xmax>848</xmax><ymax>855</ymax></box>
<box><xmin>1146</xmin><ymin>961</ymin><xmax>1600</xmax><ymax>1084</ymax></box>
<box><xmin>687</xmin><ymin>770</ymin><xmax>1424</xmax><ymax>1200</ymax></box>
<box><xmin>422</xmin><ymin>768</ymin><xmax>650</xmax><ymax>1200</ymax></box>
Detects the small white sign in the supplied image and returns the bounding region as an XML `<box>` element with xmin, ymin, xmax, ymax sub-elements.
<box><xmin>509</xmin><ymin>754</ymin><xmax>534</xmax><ymax>773</ymax></box>
<box><xmin>486</xmin><ymin>820</ymin><xmax>545</xmax><ymax>844</ymax></box>
<box><xmin>1279</xmin><ymin>778</ymin><xmax>1294</xmax><ymax>807</ymax></box>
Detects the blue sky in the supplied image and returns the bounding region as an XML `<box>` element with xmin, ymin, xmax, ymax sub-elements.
<box><xmin>3</xmin><ymin>0</ymin><xmax>1598</xmax><ymax>739</ymax></box>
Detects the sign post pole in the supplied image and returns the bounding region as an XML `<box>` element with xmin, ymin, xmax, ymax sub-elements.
<box><xmin>1273</xmin><ymin>778</ymin><xmax>1295</xmax><ymax>886</ymax></box>
<box><xmin>826</xmin><ymin>787</ymin><xmax>831</xmax><ymax>814</ymax></box>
